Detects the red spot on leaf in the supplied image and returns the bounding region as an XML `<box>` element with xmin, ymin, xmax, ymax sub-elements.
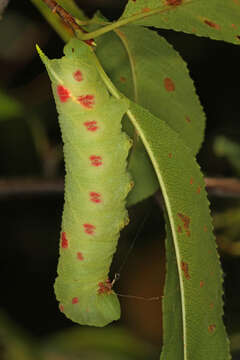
<box><xmin>177</xmin><ymin>225</ymin><xmax>182</xmax><ymax>233</ymax></box>
<box><xmin>177</xmin><ymin>213</ymin><xmax>190</xmax><ymax>231</ymax></box>
<box><xmin>204</xmin><ymin>19</ymin><xmax>220</xmax><ymax>30</ymax></box>
<box><xmin>166</xmin><ymin>0</ymin><xmax>183</xmax><ymax>5</ymax></box>
<box><xmin>72</xmin><ymin>297</ymin><xmax>79</xmax><ymax>304</ymax></box>
<box><xmin>181</xmin><ymin>261</ymin><xmax>190</xmax><ymax>280</ymax></box>
<box><xmin>83</xmin><ymin>223</ymin><xmax>96</xmax><ymax>235</ymax></box>
<box><xmin>59</xmin><ymin>304</ymin><xmax>64</xmax><ymax>312</ymax></box>
<box><xmin>200</xmin><ymin>280</ymin><xmax>204</xmax><ymax>288</ymax></box>
<box><xmin>84</xmin><ymin>120</ymin><xmax>98</xmax><ymax>132</ymax></box>
<box><xmin>120</xmin><ymin>76</ymin><xmax>127</xmax><ymax>83</ymax></box>
<box><xmin>98</xmin><ymin>279</ymin><xmax>112</xmax><ymax>294</ymax></box>
<box><xmin>77</xmin><ymin>252</ymin><xmax>84</xmax><ymax>261</ymax></box>
<box><xmin>164</xmin><ymin>78</ymin><xmax>175</xmax><ymax>92</ymax></box>
<box><xmin>190</xmin><ymin>177</ymin><xmax>194</xmax><ymax>185</ymax></box>
<box><xmin>89</xmin><ymin>155</ymin><xmax>102</xmax><ymax>167</ymax></box>
<box><xmin>57</xmin><ymin>85</ymin><xmax>70</xmax><ymax>102</ymax></box>
<box><xmin>90</xmin><ymin>192</ymin><xmax>101</xmax><ymax>203</ymax></box>
<box><xmin>208</xmin><ymin>324</ymin><xmax>216</xmax><ymax>333</ymax></box>
<box><xmin>61</xmin><ymin>232</ymin><xmax>68</xmax><ymax>249</ymax></box>
<box><xmin>186</xmin><ymin>116</ymin><xmax>191</xmax><ymax>123</ymax></box>
<box><xmin>77</xmin><ymin>95</ymin><xmax>95</xmax><ymax>109</ymax></box>
<box><xmin>73</xmin><ymin>70</ymin><xmax>83</xmax><ymax>82</ymax></box>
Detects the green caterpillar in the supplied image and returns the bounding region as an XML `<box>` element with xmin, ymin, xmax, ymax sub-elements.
<box><xmin>37</xmin><ymin>39</ymin><xmax>133</xmax><ymax>327</ymax></box>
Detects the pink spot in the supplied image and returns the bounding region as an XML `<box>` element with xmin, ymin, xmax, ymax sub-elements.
<box><xmin>98</xmin><ymin>279</ymin><xmax>112</xmax><ymax>294</ymax></box>
<box><xmin>90</xmin><ymin>192</ymin><xmax>101</xmax><ymax>203</ymax></box>
<box><xmin>77</xmin><ymin>252</ymin><xmax>84</xmax><ymax>261</ymax></box>
<box><xmin>73</xmin><ymin>70</ymin><xmax>83</xmax><ymax>82</ymax></box>
<box><xmin>208</xmin><ymin>324</ymin><xmax>216</xmax><ymax>333</ymax></box>
<box><xmin>57</xmin><ymin>85</ymin><xmax>70</xmax><ymax>102</ymax></box>
<box><xmin>83</xmin><ymin>223</ymin><xmax>96</xmax><ymax>235</ymax></box>
<box><xmin>164</xmin><ymin>78</ymin><xmax>175</xmax><ymax>92</ymax></box>
<box><xmin>84</xmin><ymin>121</ymin><xmax>98</xmax><ymax>132</ymax></box>
<box><xmin>59</xmin><ymin>304</ymin><xmax>64</xmax><ymax>312</ymax></box>
<box><xmin>77</xmin><ymin>95</ymin><xmax>95</xmax><ymax>109</ymax></box>
<box><xmin>61</xmin><ymin>232</ymin><xmax>68</xmax><ymax>249</ymax></box>
<box><xmin>89</xmin><ymin>155</ymin><xmax>102</xmax><ymax>167</ymax></box>
<box><xmin>72</xmin><ymin>297</ymin><xmax>79</xmax><ymax>304</ymax></box>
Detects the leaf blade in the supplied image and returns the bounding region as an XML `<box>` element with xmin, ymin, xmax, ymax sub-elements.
<box><xmin>127</xmin><ymin>101</ymin><xmax>230</xmax><ymax>359</ymax></box>
<box><xmin>121</xmin><ymin>0</ymin><xmax>240</xmax><ymax>46</ymax></box>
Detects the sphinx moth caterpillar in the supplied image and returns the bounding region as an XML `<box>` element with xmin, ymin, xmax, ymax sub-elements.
<box><xmin>37</xmin><ymin>39</ymin><xmax>133</xmax><ymax>327</ymax></box>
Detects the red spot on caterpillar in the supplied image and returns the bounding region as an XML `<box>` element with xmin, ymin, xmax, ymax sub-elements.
<box><xmin>186</xmin><ymin>116</ymin><xmax>191</xmax><ymax>123</ymax></box>
<box><xmin>77</xmin><ymin>252</ymin><xmax>84</xmax><ymax>261</ymax></box>
<box><xmin>166</xmin><ymin>0</ymin><xmax>183</xmax><ymax>5</ymax></box>
<box><xmin>204</xmin><ymin>19</ymin><xmax>220</xmax><ymax>30</ymax></box>
<box><xmin>98</xmin><ymin>279</ymin><xmax>112</xmax><ymax>294</ymax></box>
<box><xmin>83</xmin><ymin>223</ymin><xmax>96</xmax><ymax>235</ymax></box>
<box><xmin>190</xmin><ymin>177</ymin><xmax>194</xmax><ymax>185</ymax></box>
<box><xmin>164</xmin><ymin>78</ymin><xmax>175</xmax><ymax>92</ymax></box>
<box><xmin>61</xmin><ymin>232</ymin><xmax>68</xmax><ymax>249</ymax></box>
<box><xmin>57</xmin><ymin>85</ymin><xmax>70</xmax><ymax>102</ymax></box>
<box><xmin>59</xmin><ymin>304</ymin><xmax>64</xmax><ymax>312</ymax></box>
<box><xmin>208</xmin><ymin>324</ymin><xmax>216</xmax><ymax>333</ymax></box>
<box><xmin>77</xmin><ymin>94</ymin><xmax>95</xmax><ymax>109</ymax></box>
<box><xmin>72</xmin><ymin>297</ymin><xmax>79</xmax><ymax>304</ymax></box>
<box><xmin>200</xmin><ymin>280</ymin><xmax>204</xmax><ymax>288</ymax></box>
<box><xmin>181</xmin><ymin>261</ymin><xmax>190</xmax><ymax>280</ymax></box>
<box><xmin>141</xmin><ymin>7</ymin><xmax>151</xmax><ymax>12</ymax></box>
<box><xmin>85</xmin><ymin>39</ymin><xmax>95</xmax><ymax>46</ymax></box>
<box><xmin>186</xmin><ymin>230</ymin><xmax>191</xmax><ymax>237</ymax></box>
<box><xmin>168</xmin><ymin>153</ymin><xmax>172</xmax><ymax>158</ymax></box>
<box><xmin>84</xmin><ymin>121</ymin><xmax>98</xmax><ymax>132</ymax></box>
<box><xmin>197</xmin><ymin>186</ymin><xmax>201</xmax><ymax>194</ymax></box>
<box><xmin>89</xmin><ymin>155</ymin><xmax>102</xmax><ymax>167</ymax></box>
<box><xmin>73</xmin><ymin>70</ymin><xmax>83</xmax><ymax>82</ymax></box>
<box><xmin>90</xmin><ymin>192</ymin><xmax>101</xmax><ymax>203</ymax></box>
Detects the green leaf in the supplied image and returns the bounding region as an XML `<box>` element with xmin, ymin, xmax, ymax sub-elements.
<box><xmin>121</xmin><ymin>0</ymin><xmax>240</xmax><ymax>46</ymax></box>
<box><xmin>0</xmin><ymin>89</ymin><xmax>24</xmax><ymax>121</ymax></box>
<box><xmin>96</xmin><ymin>25</ymin><xmax>205</xmax><ymax>205</ymax></box>
<box><xmin>127</xmin><ymin>101</ymin><xmax>230</xmax><ymax>359</ymax></box>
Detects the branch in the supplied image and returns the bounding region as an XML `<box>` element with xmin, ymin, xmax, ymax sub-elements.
<box><xmin>1</xmin><ymin>177</ymin><xmax>240</xmax><ymax>199</ymax></box>
<box><xmin>41</xmin><ymin>0</ymin><xmax>94</xmax><ymax>45</ymax></box>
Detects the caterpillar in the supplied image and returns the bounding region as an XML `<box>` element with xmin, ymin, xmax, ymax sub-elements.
<box><xmin>37</xmin><ymin>39</ymin><xmax>133</xmax><ymax>327</ymax></box>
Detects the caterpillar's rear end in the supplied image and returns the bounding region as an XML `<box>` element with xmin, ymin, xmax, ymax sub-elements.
<box><xmin>37</xmin><ymin>39</ymin><xmax>132</xmax><ymax>326</ymax></box>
